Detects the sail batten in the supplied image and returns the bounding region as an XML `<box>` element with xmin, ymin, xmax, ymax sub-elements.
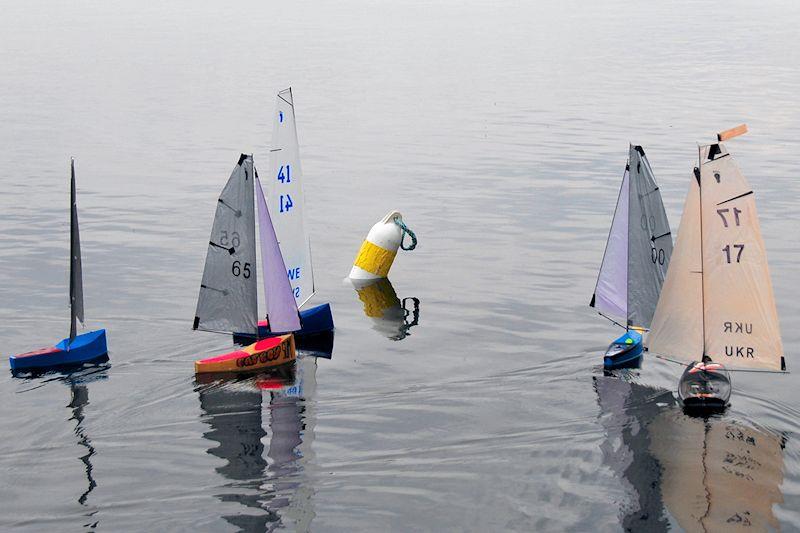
<box><xmin>194</xmin><ymin>155</ymin><xmax>258</xmax><ymax>334</ymax></box>
<box><xmin>267</xmin><ymin>88</ymin><xmax>315</xmax><ymax>308</ymax></box>
<box><xmin>69</xmin><ymin>158</ymin><xmax>84</xmax><ymax>345</ymax></box>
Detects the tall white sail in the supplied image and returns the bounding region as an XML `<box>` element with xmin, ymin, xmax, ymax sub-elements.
<box><xmin>698</xmin><ymin>144</ymin><xmax>784</xmax><ymax>370</ymax></box>
<box><xmin>646</xmin><ymin>175</ymin><xmax>704</xmax><ymax>362</ymax></box>
<box><xmin>591</xmin><ymin>167</ymin><xmax>629</xmax><ymax>323</ymax></box>
<box><xmin>647</xmin><ymin>143</ymin><xmax>784</xmax><ymax>371</ymax></box>
<box><xmin>194</xmin><ymin>155</ymin><xmax>258</xmax><ymax>335</ymax></box>
<box><xmin>626</xmin><ymin>146</ymin><xmax>673</xmax><ymax>329</ymax></box>
<box><xmin>255</xmin><ymin>171</ymin><xmax>301</xmax><ymax>333</ymax></box>
<box><xmin>69</xmin><ymin>158</ymin><xmax>84</xmax><ymax>344</ymax></box>
<box><xmin>267</xmin><ymin>88</ymin><xmax>315</xmax><ymax>307</ymax></box>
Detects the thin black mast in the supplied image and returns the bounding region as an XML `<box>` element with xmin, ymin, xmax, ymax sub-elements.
<box><xmin>696</xmin><ymin>147</ymin><xmax>709</xmax><ymax>362</ymax></box>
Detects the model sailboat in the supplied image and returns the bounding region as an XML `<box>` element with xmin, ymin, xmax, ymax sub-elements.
<box><xmin>590</xmin><ymin>145</ymin><xmax>673</xmax><ymax>368</ymax></box>
<box><xmin>260</xmin><ymin>87</ymin><xmax>334</xmax><ymax>339</ymax></box>
<box><xmin>646</xmin><ymin>125</ymin><xmax>786</xmax><ymax>409</ymax></box>
<box><xmin>193</xmin><ymin>154</ymin><xmax>298</xmax><ymax>373</ymax></box>
<box><xmin>9</xmin><ymin>159</ymin><xmax>108</xmax><ymax>371</ymax></box>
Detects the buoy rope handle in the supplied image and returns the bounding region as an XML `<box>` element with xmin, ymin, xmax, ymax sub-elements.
<box><xmin>394</xmin><ymin>217</ymin><xmax>417</xmax><ymax>251</ymax></box>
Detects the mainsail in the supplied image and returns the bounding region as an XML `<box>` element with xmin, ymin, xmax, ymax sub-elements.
<box><xmin>591</xmin><ymin>146</ymin><xmax>672</xmax><ymax>328</ymax></box>
<box><xmin>627</xmin><ymin>146</ymin><xmax>673</xmax><ymax>328</ymax></box>
<box><xmin>69</xmin><ymin>158</ymin><xmax>84</xmax><ymax>345</ymax></box>
<box><xmin>194</xmin><ymin>155</ymin><xmax>258</xmax><ymax>335</ymax></box>
<box><xmin>267</xmin><ymin>87</ymin><xmax>315</xmax><ymax>307</ymax></box>
<box><xmin>647</xmin><ymin>143</ymin><xmax>784</xmax><ymax>371</ymax></box>
<box><xmin>255</xmin><ymin>171</ymin><xmax>301</xmax><ymax>333</ymax></box>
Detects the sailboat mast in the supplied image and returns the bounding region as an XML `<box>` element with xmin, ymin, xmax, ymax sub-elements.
<box><xmin>696</xmin><ymin>148</ymin><xmax>707</xmax><ymax>360</ymax></box>
<box><xmin>69</xmin><ymin>158</ymin><xmax>78</xmax><ymax>344</ymax></box>
<box><xmin>625</xmin><ymin>155</ymin><xmax>631</xmax><ymax>332</ymax></box>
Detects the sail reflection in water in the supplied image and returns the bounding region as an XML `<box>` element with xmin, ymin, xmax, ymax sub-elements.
<box><xmin>197</xmin><ymin>357</ymin><xmax>318</xmax><ymax>531</ymax></box>
<box><xmin>595</xmin><ymin>376</ymin><xmax>786</xmax><ymax>531</ymax></box>
<box><xmin>351</xmin><ymin>278</ymin><xmax>420</xmax><ymax>340</ymax></box>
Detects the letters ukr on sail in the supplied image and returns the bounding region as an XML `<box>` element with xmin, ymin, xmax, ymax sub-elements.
<box><xmin>267</xmin><ymin>87</ymin><xmax>315</xmax><ymax>308</ymax></box>
<box><xmin>647</xmin><ymin>143</ymin><xmax>784</xmax><ymax>371</ymax></box>
<box><xmin>194</xmin><ymin>155</ymin><xmax>259</xmax><ymax>335</ymax></box>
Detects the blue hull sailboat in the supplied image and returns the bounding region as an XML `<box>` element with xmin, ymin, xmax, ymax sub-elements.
<box><xmin>9</xmin><ymin>159</ymin><xmax>108</xmax><ymax>372</ymax></box>
<box><xmin>590</xmin><ymin>145</ymin><xmax>673</xmax><ymax>369</ymax></box>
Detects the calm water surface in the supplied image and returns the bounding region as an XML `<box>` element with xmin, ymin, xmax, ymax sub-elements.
<box><xmin>1</xmin><ymin>1</ymin><xmax>800</xmax><ymax>530</ymax></box>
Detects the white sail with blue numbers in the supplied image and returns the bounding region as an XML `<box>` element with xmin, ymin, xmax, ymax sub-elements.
<box><xmin>267</xmin><ymin>87</ymin><xmax>315</xmax><ymax>308</ymax></box>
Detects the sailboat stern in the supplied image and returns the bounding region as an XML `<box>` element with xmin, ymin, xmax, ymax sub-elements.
<box><xmin>603</xmin><ymin>329</ymin><xmax>643</xmax><ymax>369</ymax></box>
<box><xmin>9</xmin><ymin>329</ymin><xmax>108</xmax><ymax>372</ymax></box>
<box><xmin>195</xmin><ymin>334</ymin><xmax>296</xmax><ymax>374</ymax></box>
<box><xmin>678</xmin><ymin>361</ymin><xmax>731</xmax><ymax>411</ymax></box>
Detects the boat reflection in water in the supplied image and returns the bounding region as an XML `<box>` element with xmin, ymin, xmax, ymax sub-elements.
<box><xmin>595</xmin><ymin>375</ymin><xmax>786</xmax><ymax>532</ymax></box>
<box><xmin>197</xmin><ymin>356</ymin><xmax>320</xmax><ymax>531</ymax></box>
<box><xmin>351</xmin><ymin>277</ymin><xmax>420</xmax><ymax>340</ymax></box>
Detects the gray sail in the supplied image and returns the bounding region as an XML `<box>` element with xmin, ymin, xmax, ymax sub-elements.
<box><xmin>194</xmin><ymin>154</ymin><xmax>258</xmax><ymax>334</ymax></box>
<box><xmin>626</xmin><ymin>145</ymin><xmax>673</xmax><ymax>328</ymax></box>
<box><xmin>69</xmin><ymin>158</ymin><xmax>84</xmax><ymax>344</ymax></box>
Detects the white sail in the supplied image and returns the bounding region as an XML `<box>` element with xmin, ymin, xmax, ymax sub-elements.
<box><xmin>647</xmin><ymin>143</ymin><xmax>784</xmax><ymax>371</ymax></box>
<box><xmin>267</xmin><ymin>88</ymin><xmax>315</xmax><ymax>308</ymax></box>
<box><xmin>698</xmin><ymin>144</ymin><xmax>784</xmax><ymax>370</ymax></box>
<box><xmin>194</xmin><ymin>155</ymin><xmax>258</xmax><ymax>335</ymax></box>
<box><xmin>646</xmin><ymin>175</ymin><xmax>704</xmax><ymax>362</ymax></box>
<box><xmin>591</xmin><ymin>167</ymin><xmax>629</xmax><ymax>323</ymax></box>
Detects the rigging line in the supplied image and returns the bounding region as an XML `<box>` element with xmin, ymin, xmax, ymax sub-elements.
<box><xmin>717</xmin><ymin>190</ymin><xmax>753</xmax><ymax>205</ymax></box>
<box><xmin>598</xmin><ymin>312</ymin><xmax>627</xmax><ymax>330</ymax></box>
<box><xmin>208</xmin><ymin>241</ymin><xmax>235</xmax><ymax>255</ymax></box>
<box><xmin>278</xmin><ymin>93</ymin><xmax>293</xmax><ymax>107</ymax></box>
<box><xmin>217</xmin><ymin>199</ymin><xmax>242</xmax><ymax>217</ymax></box>
<box><xmin>722</xmin><ymin>367</ymin><xmax>789</xmax><ymax>374</ymax></box>
<box><xmin>651</xmin><ymin>231</ymin><xmax>671</xmax><ymax>241</ymax></box>
<box><xmin>270</xmin><ymin>148</ymin><xmax>282</xmax><ymax>152</ymax></box>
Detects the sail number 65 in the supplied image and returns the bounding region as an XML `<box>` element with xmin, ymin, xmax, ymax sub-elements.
<box><xmin>232</xmin><ymin>261</ymin><xmax>251</xmax><ymax>278</ymax></box>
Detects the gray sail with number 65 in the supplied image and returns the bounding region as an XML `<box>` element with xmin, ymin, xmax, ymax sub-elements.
<box><xmin>193</xmin><ymin>154</ymin><xmax>258</xmax><ymax>335</ymax></box>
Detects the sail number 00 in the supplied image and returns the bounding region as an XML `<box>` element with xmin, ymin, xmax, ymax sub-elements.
<box><xmin>232</xmin><ymin>261</ymin><xmax>251</xmax><ymax>278</ymax></box>
<box><xmin>650</xmin><ymin>247</ymin><xmax>665</xmax><ymax>265</ymax></box>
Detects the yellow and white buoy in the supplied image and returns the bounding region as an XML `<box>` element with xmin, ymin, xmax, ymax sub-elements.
<box><xmin>348</xmin><ymin>210</ymin><xmax>415</xmax><ymax>280</ymax></box>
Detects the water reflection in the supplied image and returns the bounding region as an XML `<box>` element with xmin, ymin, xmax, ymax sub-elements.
<box><xmin>595</xmin><ymin>375</ymin><xmax>786</xmax><ymax>532</ymax></box>
<box><xmin>197</xmin><ymin>358</ymin><xmax>318</xmax><ymax>531</ymax></box>
<box><xmin>351</xmin><ymin>278</ymin><xmax>420</xmax><ymax>340</ymax></box>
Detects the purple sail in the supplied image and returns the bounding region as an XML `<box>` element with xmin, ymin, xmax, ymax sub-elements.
<box><xmin>256</xmin><ymin>173</ymin><xmax>301</xmax><ymax>333</ymax></box>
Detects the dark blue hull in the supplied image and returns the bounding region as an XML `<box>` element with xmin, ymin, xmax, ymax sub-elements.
<box><xmin>9</xmin><ymin>329</ymin><xmax>108</xmax><ymax>372</ymax></box>
<box><xmin>233</xmin><ymin>303</ymin><xmax>334</xmax><ymax>351</ymax></box>
<box><xmin>603</xmin><ymin>330</ymin><xmax>643</xmax><ymax>369</ymax></box>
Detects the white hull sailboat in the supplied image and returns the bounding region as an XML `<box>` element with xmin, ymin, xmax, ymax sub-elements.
<box><xmin>646</xmin><ymin>125</ymin><xmax>786</xmax><ymax>409</ymax></box>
